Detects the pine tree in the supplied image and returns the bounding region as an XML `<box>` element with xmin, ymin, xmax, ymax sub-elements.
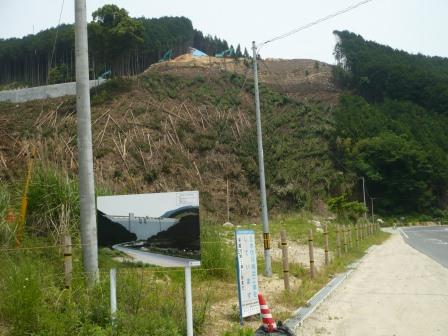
<box><xmin>243</xmin><ymin>47</ymin><xmax>249</xmax><ymax>59</ymax></box>
<box><xmin>236</xmin><ymin>44</ymin><xmax>242</xmax><ymax>57</ymax></box>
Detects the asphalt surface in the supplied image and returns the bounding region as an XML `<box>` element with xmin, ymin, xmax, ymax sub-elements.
<box><xmin>399</xmin><ymin>226</ymin><xmax>448</xmax><ymax>268</ymax></box>
<box><xmin>113</xmin><ymin>243</ymin><xmax>200</xmax><ymax>267</ymax></box>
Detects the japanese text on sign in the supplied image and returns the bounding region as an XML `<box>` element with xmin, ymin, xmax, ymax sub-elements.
<box><xmin>235</xmin><ymin>230</ymin><xmax>260</xmax><ymax>318</ymax></box>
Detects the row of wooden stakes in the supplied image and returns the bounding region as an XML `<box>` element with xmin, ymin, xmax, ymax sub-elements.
<box><xmin>279</xmin><ymin>221</ymin><xmax>381</xmax><ymax>290</ymax></box>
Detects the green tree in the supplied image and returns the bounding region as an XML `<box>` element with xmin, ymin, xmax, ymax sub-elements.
<box><xmin>89</xmin><ymin>4</ymin><xmax>144</xmax><ymax>76</ymax></box>
<box><xmin>352</xmin><ymin>133</ymin><xmax>435</xmax><ymax>213</ymax></box>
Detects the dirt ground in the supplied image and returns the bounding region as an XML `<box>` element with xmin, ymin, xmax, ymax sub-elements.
<box><xmin>296</xmin><ymin>230</ymin><xmax>448</xmax><ymax>336</ymax></box>
<box><xmin>203</xmin><ymin>239</ymin><xmax>325</xmax><ymax>335</ymax></box>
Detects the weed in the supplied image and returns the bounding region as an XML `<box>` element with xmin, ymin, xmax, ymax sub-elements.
<box><xmin>91</xmin><ymin>78</ymin><xmax>133</xmax><ymax>105</ymax></box>
<box><xmin>223</xmin><ymin>327</ymin><xmax>255</xmax><ymax>336</ymax></box>
<box><xmin>143</xmin><ymin>169</ymin><xmax>158</xmax><ymax>184</ymax></box>
<box><xmin>199</xmin><ymin>224</ymin><xmax>235</xmax><ymax>280</ymax></box>
<box><xmin>26</xmin><ymin>166</ymin><xmax>80</xmax><ymax>239</ymax></box>
<box><xmin>0</xmin><ymin>183</ymin><xmax>15</xmax><ymax>245</ymax></box>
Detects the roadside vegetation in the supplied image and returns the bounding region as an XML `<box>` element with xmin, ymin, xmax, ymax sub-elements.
<box><xmin>0</xmin><ymin>169</ymin><xmax>387</xmax><ymax>335</ymax></box>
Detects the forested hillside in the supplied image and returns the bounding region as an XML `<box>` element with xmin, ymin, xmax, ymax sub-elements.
<box><xmin>0</xmin><ymin>4</ymin><xmax>242</xmax><ymax>87</ymax></box>
<box><xmin>332</xmin><ymin>31</ymin><xmax>448</xmax><ymax>215</ymax></box>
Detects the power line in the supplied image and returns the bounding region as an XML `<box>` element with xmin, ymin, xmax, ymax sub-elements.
<box><xmin>48</xmin><ymin>0</ymin><xmax>66</xmax><ymax>82</ymax></box>
<box><xmin>259</xmin><ymin>0</ymin><xmax>375</xmax><ymax>48</ymax></box>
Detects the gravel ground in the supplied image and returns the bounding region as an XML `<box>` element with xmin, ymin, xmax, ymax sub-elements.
<box><xmin>296</xmin><ymin>231</ymin><xmax>448</xmax><ymax>336</ymax></box>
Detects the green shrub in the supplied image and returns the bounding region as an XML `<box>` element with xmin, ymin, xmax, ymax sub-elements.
<box><xmin>327</xmin><ymin>194</ymin><xmax>366</xmax><ymax>223</ymax></box>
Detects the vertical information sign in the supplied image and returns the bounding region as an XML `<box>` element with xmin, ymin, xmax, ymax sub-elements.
<box><xmin>235</xmin><ymin>230</ymin><xmax>260</xmax><ymax>321</ymax></box>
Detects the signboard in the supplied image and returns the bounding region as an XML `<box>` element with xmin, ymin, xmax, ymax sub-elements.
<box><xmin>97</xmin><ymin>191</ymin><xmax>200</xmax><ymax>267</ymax></box>
<box><xmin>235</xmin><ymin>230</ymin><xmax>260</xmax><ymax>319</ymax></box>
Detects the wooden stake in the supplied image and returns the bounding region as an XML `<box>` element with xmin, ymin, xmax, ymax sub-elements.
<box><xmin>355</xmin><ymin>224</ymin><xmax>359</xmax><ymax>247</ymax></box>
<box><xmin>348</xmin><ymin>225</ymin><xmax>352</xmax><ymax>248</ymax></box>
<box><xmin>324</xmin><ymin>224</ymin><xmax>329</xmax><ymax>265</ymax></box>
<box><xmin>343</xmin><ymin>225</ymin><xmax>348</xmax><ymax>253</ymax></box>
<box><xmin>308</xmin><ymin>229</ymin><xmax>315</xmax><ymax>279</ymax></box>
<box><xmin>226</xmin><ymin>179</ymin><xmax>230</xmax><ymax>223</ymax></box>
<box><xmin>280</xmin><ymin>230</ymin><xmax>290</xmax><ymax>290</ymax></box>
<box><xmin>64</xmin><ymin>235</ymin><xmax>72</xmax><ymax>289</ymax></box>
<box><xmin>336</xmin><ymin>225</ymin><xmax>341</xmax><ymax>257</ymax></box>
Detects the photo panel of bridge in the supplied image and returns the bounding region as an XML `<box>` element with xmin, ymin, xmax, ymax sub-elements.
<box><xmin>97</xmin><ymin>191</ymin><xmax>200</xmax><ymax>267</ymax></box>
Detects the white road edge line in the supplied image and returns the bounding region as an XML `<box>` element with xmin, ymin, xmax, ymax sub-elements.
<box><xmin>398</xmin><ymin>228</ymin><xmax>409</xmax><ymax>239</ymax></box>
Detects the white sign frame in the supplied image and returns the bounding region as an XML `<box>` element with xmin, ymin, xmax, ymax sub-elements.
<box><xmin>235</xmin><ymin>229</ymin><xmax>260</xmax><ymax>322</ymax></box>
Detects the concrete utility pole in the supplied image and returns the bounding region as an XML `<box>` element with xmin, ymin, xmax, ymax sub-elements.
<box><xmin>361</xmin><ymin>177</ymin><xmax>367</xmax><ymax>221</ymax></box>
<box><xmin>75</xmin><ymin>0</ymin><xmax>99</xmax><ymax>285</ymax></box>
<box><xmin>252</xmin><ymin>41</ymin><xmax>272</xmax><ymax>277</ymax></box>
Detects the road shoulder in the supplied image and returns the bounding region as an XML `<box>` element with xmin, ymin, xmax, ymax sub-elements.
<box><xmin>295</xmin><ymin>231</ymin><xmax>448</xmax><ymax>336</ymax></box>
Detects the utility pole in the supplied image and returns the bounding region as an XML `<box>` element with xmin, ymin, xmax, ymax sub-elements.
<box><xmin>361</xmin><ymin>177</ymin><xmax>367</xmax><ymax>221</ymax></box>
<box><xmin>252</xmin><ymin>41</ymin><xmax>272</xmax><ymax>277</ymax></box>
<box><xmin>75</xmin><ymin>0</ymin><xmax>99</xmax><ymax>285</ymax></box>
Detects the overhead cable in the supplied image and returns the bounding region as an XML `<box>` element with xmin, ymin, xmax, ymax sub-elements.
<box><xmin>259</xmin><ymin>0</ymin><xmax>374</xmax><ymax>48</ymax></box>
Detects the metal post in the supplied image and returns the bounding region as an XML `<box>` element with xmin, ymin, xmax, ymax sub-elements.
<box><xmin>110</xmin><ymin>268</ymin><xmax>117</xmax><ymax>322</ymax></box>
<box><xmin>185</xmin><ymin>265</ymin><xmax>194</xmax><ymax>336</ymax></box>
<box><xmin>280</xmin><ymin>230</ymin><xmax>290</xmax><ymax>290</ymax></box>
<box><xmin>252</xmin><ymin>41</ymin><xmax>272</xmax><ymax>277</ymax></box>
<box><xmin>324</xmin><ymin>224</ymin><xmax>329</xmax><ymax>265</ymax></box>
<box><xmin>75</xmin><ymin>0</ymin><xmax>99</xmax><ymax>285</ymax></box>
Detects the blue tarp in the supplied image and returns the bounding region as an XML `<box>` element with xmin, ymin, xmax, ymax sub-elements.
<box><xmin>191</xmin><ymin>48</ymin><xmax>208</xmax><ymax>57</ymax></box>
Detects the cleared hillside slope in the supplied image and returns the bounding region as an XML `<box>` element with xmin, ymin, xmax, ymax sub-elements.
<box><xmin>149</xmin><ymin>56</ymin><xmax>339</xmax><ymax>104</ymax></box>
<box><xmin>0</xmin><ymin>63</ymin><xmax>339</xmax><ymax>220</ymax></box>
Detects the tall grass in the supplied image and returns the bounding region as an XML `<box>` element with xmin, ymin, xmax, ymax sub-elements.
<box><xmin>0</xmin><ymin>249</ymin><xmax>209</xmax><ymax>335</ymax></box>
<box><xmin>0</xmin><ymin>182</ymin><xmax>15</xmax><ymax>246</ymax></box>
<box><xmin>199</xmin><ymin>224</ymin><xmax>236</xmax><ymax>280</ymax></box>
<box><xmin>26</xmin><ymin>166</ymin><xmax>79</xmax><ymax>240</ymax></box>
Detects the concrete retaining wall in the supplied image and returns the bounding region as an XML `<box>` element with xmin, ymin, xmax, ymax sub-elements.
<box><xmin>0</xmin><ymin>79</ymin><xmax>106</xmax><ymax>103</ymax></box>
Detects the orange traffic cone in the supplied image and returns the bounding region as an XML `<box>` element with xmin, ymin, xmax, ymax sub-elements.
<box><xmin>6</xmin><ymin>208</ymin><xmax>15</xmax><ymax>224</ymax></box>
<box><xmin>258</xmin><ymin>293</ymin><xmax>277</xmax><ymax>332</ymax></box>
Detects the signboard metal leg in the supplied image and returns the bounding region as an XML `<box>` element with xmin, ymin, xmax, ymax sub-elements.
<box><xmin>110</xmin><ymin>268</ymin><xmax>117</xmax><ymax>322</ymax></box>
<box><xmin>185</xmin><ymin>265</ymin><xmax>194</xmax><ymax>336</ymax></box>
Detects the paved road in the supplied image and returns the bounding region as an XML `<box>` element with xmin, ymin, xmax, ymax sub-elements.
<box><xmin>399</xmin><ymin>226</ymin><xmax>448</xmax><ymax>268</ymax></box>
<box><xmin>113</xmin><ymin>244</ymin><xmax>200</xmax><ymax>267</ymax></box>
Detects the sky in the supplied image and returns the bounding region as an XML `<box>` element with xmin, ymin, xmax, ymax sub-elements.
<box><xmin>0</xmin><ymin>0</ymin><xmax>447</xmax><ymax>64</ymax></box>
